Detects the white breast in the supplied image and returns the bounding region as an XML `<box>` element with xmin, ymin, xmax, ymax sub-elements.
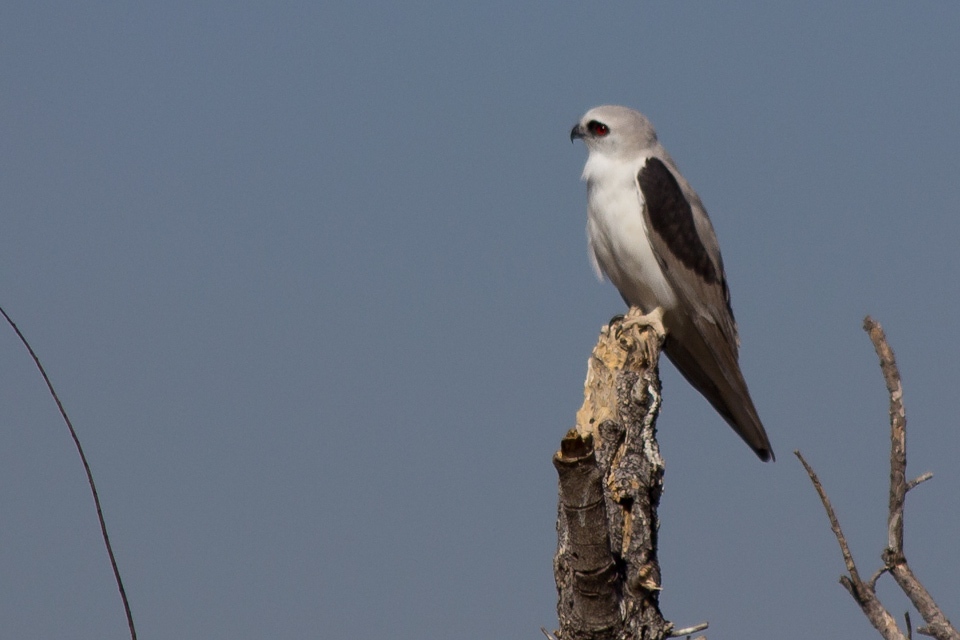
<box><xmin>583</xmin><ymin>154</ymin><xmax>678</xmax><ymax>314</ymax></box>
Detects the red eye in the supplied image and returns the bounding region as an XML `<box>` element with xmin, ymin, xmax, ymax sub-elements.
<box><xmin>587</xmin><ymin>120</ymin><xmax>609</xmax><ymax>137</ymax></box>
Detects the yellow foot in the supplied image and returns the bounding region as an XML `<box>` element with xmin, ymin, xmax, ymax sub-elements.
<box><xmin>620</xmin><ymin>306</ymin><xmax>667</xmax><ymax>340</ymax></box>
<box><xmin>614</xmin><ymin>307</ymin><xmax>667</xmax><ymax>368</ymax></box>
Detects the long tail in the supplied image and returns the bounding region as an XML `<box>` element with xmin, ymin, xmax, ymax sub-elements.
<box><xmin>663</xmin><ymin>333</ymin><xmax>774</xmax><ymax>462</ymax></box>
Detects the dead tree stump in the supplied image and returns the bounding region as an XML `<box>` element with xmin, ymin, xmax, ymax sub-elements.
<box><xmin>552</xmin><ymin>318</ymin><xmax>672</xmax><ymax>640</ymax></box>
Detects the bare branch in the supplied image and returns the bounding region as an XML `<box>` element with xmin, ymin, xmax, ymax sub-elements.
<box><xmin>867</xmin><ymin>567</ymin><xmax>889</xmax><ymax>591</ymax></box>
<box><xmin>794</xmin><ymin>451</ymin><xmax>864</xmax><ymax>584</ymax></box>
<box><xmin>795</xmin><ymin>450</ymin><xmax>906</xmax><ymax>640</ymax></box>
<box><xmin>919</xmin><ymin>625</ymin><xmax>958</xmax><ymax>639</ymax></box>
<box><xmin>796</xmin><ymin>318</ymin><xmax>958</xmax><ymax>640</ymax></box>
<box><xmin>864</xmin><ymin>318</ymin><xmax>959</xmax><ymax>640</ymax></box>
<box><xmin>668</xmin><ymin>622</ymin><xmax>709</xmax><ymax>637</ymax></box>
<box><xmin>0</xmin><ymin>305</ymin><xmax>138</xmax><ymax>640</ymax></box>
<box><xmin>886</xmin><ymin>562</ymin><xmax>959</xmax><ymax>640</ymax></box>
<box><xmin>863</xmin><ymin>317</ymin><xmax>907</xmax><ymax>556</ymax></box>
<box><xmin>906</xmin><ymin>472</ymin><xmax>934</xmax><ymax>492</ymax></box>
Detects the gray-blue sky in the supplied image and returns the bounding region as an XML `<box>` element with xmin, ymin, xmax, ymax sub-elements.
<box><xmin>2</xmin><ymin>3</ymin><xmax>958</xmax><ymax>638</ymax></box>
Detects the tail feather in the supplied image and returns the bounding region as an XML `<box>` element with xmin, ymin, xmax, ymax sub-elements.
<box><xmin>663</xmin><ymin>333</ymin><xmax>774</xmax><ymax>462</ymax></box>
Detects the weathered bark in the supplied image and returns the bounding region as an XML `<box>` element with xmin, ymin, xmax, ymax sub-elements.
<box><xmin>552</xmin><ymin>318</ymin><xmax>672</xmax><ymax>640</ymax></box>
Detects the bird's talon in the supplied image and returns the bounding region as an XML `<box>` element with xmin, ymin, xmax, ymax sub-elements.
<box><xmin>620</xmin><ymin>307</ymin><xmax>667</xmax><ymax>341</ymax></box>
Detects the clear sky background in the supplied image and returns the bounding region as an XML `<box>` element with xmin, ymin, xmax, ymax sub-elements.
<box><xmin>2</xmin><ymin>3</ymin><xmax>959</xmax><ymax>639</ymax></box>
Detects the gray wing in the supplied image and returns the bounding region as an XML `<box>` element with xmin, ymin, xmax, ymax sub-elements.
<box><xmin>635</xmin><ymin>155</ymin><xmax>773</xmax><ymax>461</ymax></box>
<box><xmin>636</xmin><ymin>154</ymin><xmax>738</xmax><ymax>348</ymax></box>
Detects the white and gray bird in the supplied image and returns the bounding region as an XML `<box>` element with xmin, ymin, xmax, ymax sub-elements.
<box><xmin>570</xmin><ymin>105</ymin><xmax>774</xmax><ymax>461</ymax></box>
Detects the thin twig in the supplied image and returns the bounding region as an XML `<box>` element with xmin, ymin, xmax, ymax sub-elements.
<box><xmin>906</xmin><ymin>472</ymin><xmax>933</xmax><ymax>492</ymax></box>
<box><xmin>868</xmin><ymin>567</ymin><xmax>889</xmax><ymax>591</ymax></box>
<box><xmin>668</xmin><ymin>621</ymin><xmax>709</xmax><ymax>637</ymax></box>
<box><xmin>795</xmin><ymin>449</ymin><xmax>905</xmax><ymax>640</ymax></box>
<box><xmin>794</xmin><ymin>451</ymin><xmax>863</xmax><ymax>584</ymax></box>
<box><xmin>0</xmin><ymin>305</ymin><xmax>137</xmax><ymax>640</ymax></box>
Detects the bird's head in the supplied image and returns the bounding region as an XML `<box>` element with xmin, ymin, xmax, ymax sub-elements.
<box><xmin>570</xmin><ymin>105</ymin><xmax>658</xmax><ymax>159</ymax></box>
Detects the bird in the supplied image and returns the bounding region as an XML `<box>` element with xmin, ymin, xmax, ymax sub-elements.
<box><xmin>570</xmin><ymin>105</ymin><xmax>774</xmax><ymax>461</ymax></box>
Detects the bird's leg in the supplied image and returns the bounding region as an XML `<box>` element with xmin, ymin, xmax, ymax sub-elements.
<box><xmin>620</xmin><ymin>306</ymin><xmax>667</xmax><ymax>340</ymax></box>
<box><xmin>614</xmin><ymin>306</ymin><xmax>666</xmax><ymax>368</ymax></box>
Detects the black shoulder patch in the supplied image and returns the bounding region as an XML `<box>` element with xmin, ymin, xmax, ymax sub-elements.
<box><xmin>637</xmin><ymin>157</ymin><xmax>718</xmax><ymax>284</ymax></box>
